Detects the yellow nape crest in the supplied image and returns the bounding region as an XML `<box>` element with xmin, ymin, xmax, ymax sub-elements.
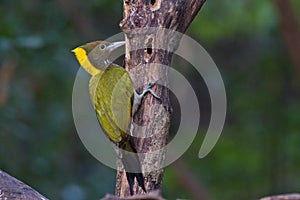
<box><xmin>72</xmin><ymin>47</ymin><xmax>100</xmax><ymax>76</ymax></box>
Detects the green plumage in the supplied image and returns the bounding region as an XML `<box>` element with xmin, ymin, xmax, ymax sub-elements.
<box><xmin>73</xmin><ymin>41</ymin><xmax>147</xmax><ymax>195</ymax></box>
<box><xmin>90</xmin><ymin>63</ymin><xmax>146</xmax><ymax>195</ymax></box>
<box><xmin>89</xmin><ymin>64</ymin><xmax>134</xmax><ymax>143</ymax></box>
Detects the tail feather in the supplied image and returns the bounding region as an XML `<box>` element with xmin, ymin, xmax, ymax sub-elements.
<box><xmin>136</xmin><ymin>172</ymin><xmax>146</xmax><ymax>192</ymax></box>
<box><xmin>121</xmin><ymin>142</ymin><xmax>146</xmax><ymax>195</ymax></box>
<box><xmin>125</xmin><ymin>172</ymin><xmax>135</xmax><ymax>195</ymax></box>
<box><xmin>125</xmin><ymin>172</ymin><xmax>146</xmax><ymax>195</ymax></box>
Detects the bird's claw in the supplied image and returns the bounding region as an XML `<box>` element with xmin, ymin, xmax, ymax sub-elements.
<box><xmin>149</xmin><ymin>89</ymin><xmax>160</xmax><ymax>99</ymax></box>
<box><xmin>131</xmin><ymin>80</ymin><xmax>160</xmax><ymax>118</ymax></box>
<box><xmin>145</xmin><ymin>81</ymin><xmax>160</xmax><ymax>100</ymax></box>
<box><xmin>146</xmin><ymin>83</ymin><xmax>154</xmax><ymax>89</ymax></box>
<box><xmin>146</xmin><ymin>80</ymin><xmax>158</xmax><ymax>90</ymax></box>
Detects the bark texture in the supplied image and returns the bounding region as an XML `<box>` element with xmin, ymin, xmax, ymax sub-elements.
<box><xmin>0</xmin><ymin>169</ymin><xmax>48</xmax><ymax>200</ymax></box>
<box><xmin>116</xmin><ymin>0</ymin><xmax>206</xmax><ymax>196</ymax></box>
<box><xmin>260</xmin><ymin>194</ymin><xmax>300</xmax><ymax>200</ymax></box>
<box><xmin>101</xmin><ymin>190</ymin><xmax>165</xmax><ymax>200</ymax></box>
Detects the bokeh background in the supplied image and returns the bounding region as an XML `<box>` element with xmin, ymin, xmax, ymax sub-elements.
<box><xmin>1</xmin><ymin>0</ymin><xmax>300</xmax><ymax>199</ymax></box>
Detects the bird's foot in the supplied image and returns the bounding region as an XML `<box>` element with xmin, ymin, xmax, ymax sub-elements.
<box><xmin>131</xmin><ymin>81</ymin><xmax>160</xmax><ymax>120</ymax></box>
<box><xmin>143</xmin><ymin>81</ymin><xmax>160</xmax><ymax>100</ymax></box>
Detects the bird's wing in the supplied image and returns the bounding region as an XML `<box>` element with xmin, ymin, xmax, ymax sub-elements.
<box><xmin>94</xmin><ymin>65</ymin><xmax>134</xmax><ymax>143</ymax></box>
<box><xmin>88</xmin><ymin>73</ymin><xmax>121</xmax><ymax>142</ymax></box>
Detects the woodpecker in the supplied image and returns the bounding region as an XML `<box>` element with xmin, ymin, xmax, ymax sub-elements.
<box><xmin>72</xmin><ymin>41</ymin><xmax>159</xmax><ymax>195</ymax></box>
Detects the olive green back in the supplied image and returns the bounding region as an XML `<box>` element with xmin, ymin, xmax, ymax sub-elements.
<box><xmin>89</xmin><ymin>65</ymin><xmax>134</xmax><ymax>143</ymax></box>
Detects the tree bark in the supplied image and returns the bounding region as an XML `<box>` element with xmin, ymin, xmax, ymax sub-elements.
<box><xmin>0</xmin><ymin>169</ymin><xmax>48</xmax><ymax>200</ymax></box>
<box><xmin>116</xmin><ymin>0</ymin><xmax>206</xmax><ymax>196</ymax></box>
<box><xmin>101</xmin><ymin>190</ymin><xmax>165</xmax><ymax>200</ymax></box>
<box><xmin>260</xmin><ymin>193</ymin><xmax>300</xmax><ymax>200</ymax></box>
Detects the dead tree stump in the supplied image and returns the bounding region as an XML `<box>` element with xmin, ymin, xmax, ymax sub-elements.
<box><xmin>116</xmin><ymin>0</ymin><xmax>206</xmax><ymax>196</ymax></box>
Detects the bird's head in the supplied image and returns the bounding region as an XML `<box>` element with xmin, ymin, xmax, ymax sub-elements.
<box><xmin>72</xmin><ymin>41</ymin><xmax>125</xmax><ymax>76</ymax></box>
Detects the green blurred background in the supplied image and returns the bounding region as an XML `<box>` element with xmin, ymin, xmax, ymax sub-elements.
<box><xmin>1</xmin><ymin>0</ymin><xmax>300</xmax><ymax>199</ymax></box>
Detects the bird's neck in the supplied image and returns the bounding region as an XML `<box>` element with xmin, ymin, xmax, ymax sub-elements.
<box><xmin>82</xmin><ymin>58</ymin><xmax>101</xmax><ymax>76</ymax></box>
<box><xmin>73</xmin><ymin>47</ymin><xmax>102</xmax><ymax>76</ymax></box>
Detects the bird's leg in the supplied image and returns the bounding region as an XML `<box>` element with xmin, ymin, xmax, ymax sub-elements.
<box><xmin>129</xmin><ymin>82</ymin><xmax>160</xmax><ymax>136</ymax></box>
<box><xmin>132</xmin><ymin>82</ymin><xmax>160</xmax><ymax>118</ymax></box>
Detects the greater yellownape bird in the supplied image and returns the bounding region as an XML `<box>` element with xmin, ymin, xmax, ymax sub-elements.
<box><xmin>72</xmin><ymin>41</ymin><xmax>159</xmax><ymax>195</ymax></box>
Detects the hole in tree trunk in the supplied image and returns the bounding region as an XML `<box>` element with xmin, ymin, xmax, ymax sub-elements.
<box><xmin>150</xmin><ymin>0</ymin><xmax>161</xmax><ymax>11</ymax></box>
<box><xmin>147</xmin><ymin>44</ymin><xmax>152</xmax><ymax>55</ymax></box>
<box><xmin>150</xmin><ymin>0</ymin><xmax>156</xmax><ymax>6</ymax></box>
<box><xmin>145</xmin><ymin>38</ymin><xmax>153</xmax><ymax>62</ymax></box>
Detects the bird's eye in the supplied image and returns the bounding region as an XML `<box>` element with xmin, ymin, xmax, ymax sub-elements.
<box><xmin>99</xmin><ymin>44</ymin><xmax>106</xmax><ymax>50</ymax></box>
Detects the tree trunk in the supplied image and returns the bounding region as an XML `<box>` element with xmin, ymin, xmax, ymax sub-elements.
<box><xmin>116</xmin><ymin>0</ymin><xmax>206</xmax><ymax>196</ymax></box>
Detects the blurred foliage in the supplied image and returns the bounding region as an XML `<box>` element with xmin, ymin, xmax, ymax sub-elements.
<box><xmin>0</xmin><ymin>0</ymin><xmax>300</xmax><ymax>199</ymax></box>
